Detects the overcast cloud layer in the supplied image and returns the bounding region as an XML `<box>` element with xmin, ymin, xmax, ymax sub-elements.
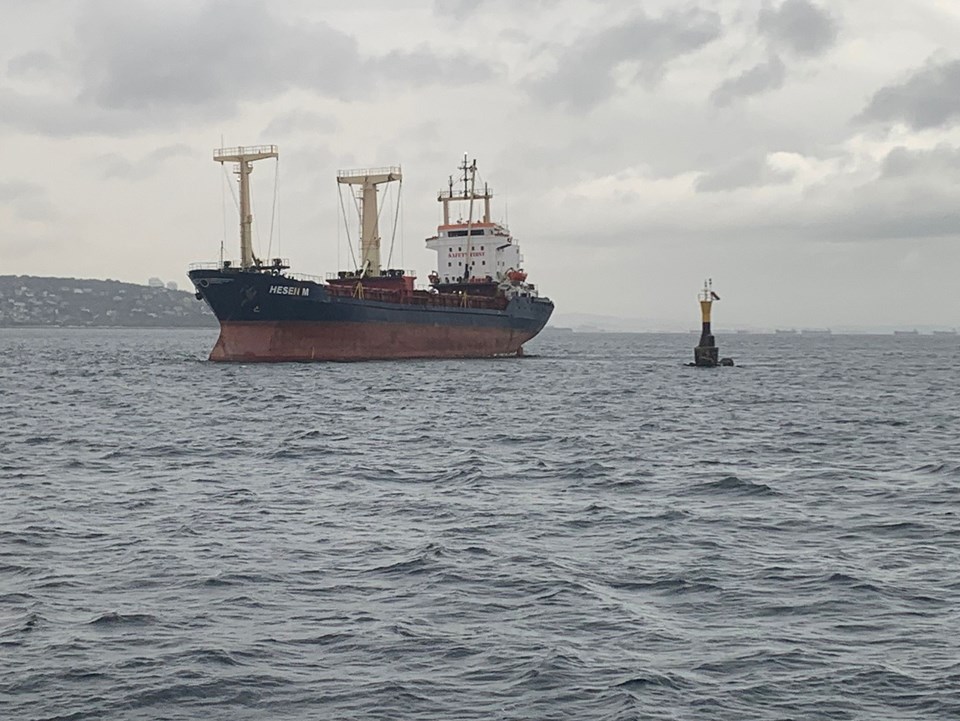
<box><xmin>2</xmin><ymin>0</ymin><xmax>960</xmax><ymax>329</ymax></box>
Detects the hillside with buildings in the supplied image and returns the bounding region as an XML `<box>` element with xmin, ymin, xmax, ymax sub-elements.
<box><xmin>0</xmin><ymin>276</ymin><xmax>216</xmax><ymax>328</ymax></box>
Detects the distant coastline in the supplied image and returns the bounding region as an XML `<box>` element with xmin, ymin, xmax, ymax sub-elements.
<box><xmin>4</xmin><ymin>276</ymin><xmax>953</xmax><ymax>334</ymax></box>
<box><xmin>0</xmin><ymin>275</ymin><xmax>216</xmax><ymax>328</ymax></box>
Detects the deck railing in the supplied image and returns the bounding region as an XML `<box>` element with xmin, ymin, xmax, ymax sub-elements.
<box><xmin>213</xmin><ymin>145</ymin><xmax>278</xmax><ymax>161</ymax></box>
<box><xmin>336</xmin><ymin>166</ymin><xmax>401</xmax><ymax>179</ymax></box>
<box><xmin>187</xmin><ymin>263</ymin><xmax>506</xmax><ymax>309</ymax></box>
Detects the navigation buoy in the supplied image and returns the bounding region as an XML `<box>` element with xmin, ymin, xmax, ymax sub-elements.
<box><xmin>689</xmin><ymin>279</ymin><xmax>733</xmax><ymax>367</ymax></box>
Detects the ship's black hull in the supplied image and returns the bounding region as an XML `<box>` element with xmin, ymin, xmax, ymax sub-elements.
<box><xmin>188</xmin><ymin>269</ymin><xmax>554</xmax><ymax>361</ymax></box>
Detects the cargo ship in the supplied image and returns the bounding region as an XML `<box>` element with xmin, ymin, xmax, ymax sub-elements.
<box><xmin>189</xmin><ymin>147</ymin><xmax>553</xmax><ymax>361</ymax></box>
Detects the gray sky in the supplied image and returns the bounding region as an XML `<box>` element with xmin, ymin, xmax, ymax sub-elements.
<box><xmin>2</xmin><ymin>0</ymin><xmax>960</xmax><ymax>328</ymax></box>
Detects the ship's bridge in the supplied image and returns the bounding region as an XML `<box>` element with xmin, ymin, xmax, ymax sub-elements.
<box><xmin>425</xmin><ymin>222</ymin><xmax>521</xmax><ymax>285</ymax></box>
<box><xmin>428</xmin><ymin>156</ymin><xmax>526</xmax><ymax>286</ymax></box>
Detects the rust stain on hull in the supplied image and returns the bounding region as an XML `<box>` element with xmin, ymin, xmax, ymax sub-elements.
<box><xmin>209</xmin><ymin>321</ymin><xmax>536</xmax><ymax>362</ymax></box>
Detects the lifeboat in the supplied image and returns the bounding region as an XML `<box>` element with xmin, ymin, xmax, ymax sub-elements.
<box><xmin>507</xmin><ymin>269</ymin><xmax>527</xmax><ymax>283</ymax></box>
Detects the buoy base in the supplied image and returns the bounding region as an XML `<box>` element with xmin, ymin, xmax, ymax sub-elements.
<box><xmin>694</xmin><ymin>345</ymin><xmax>719</xmax><ymax>367</ymax></box>
<box><xmin>688</xmin><ymin>346</ymin><xmax>735</xmax><ymax>368</ymax></box>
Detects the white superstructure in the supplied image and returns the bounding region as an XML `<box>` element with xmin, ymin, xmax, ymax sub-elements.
<box><xmin>426</xmin><ymin>221</ymin><xmax>521</xmax><ymax>285</ymax></box>
<box><xmin>425</xmin><ymin>156</ymin><xmax>532</xmax><ymax>293</ymax></box>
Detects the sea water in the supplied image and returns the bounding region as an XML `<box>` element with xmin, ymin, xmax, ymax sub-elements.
<box><xmin>2</xmin><ymin>329</ymin><xmax>959</xmax><ymax>720</ymax></box>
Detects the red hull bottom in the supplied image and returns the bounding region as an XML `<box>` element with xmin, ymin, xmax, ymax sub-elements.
<box><xmin>208</xmin><ymin>321</ymin><xmax>537</xmax><ymax>362</ymax></box>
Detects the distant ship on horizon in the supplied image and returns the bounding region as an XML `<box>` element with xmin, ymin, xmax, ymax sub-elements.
<box><xmin>800</xmin><ymin>328</ymin><xmax>832</xmax><ymax>336</ymax></box>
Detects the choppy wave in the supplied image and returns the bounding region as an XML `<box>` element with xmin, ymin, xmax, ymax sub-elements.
<box><xmin>2</xmin><ymin>328</ymin><xmax>960</xmax><ymax>720</ymax></box>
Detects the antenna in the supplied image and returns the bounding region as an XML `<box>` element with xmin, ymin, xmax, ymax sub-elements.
<box><xmin>465</xmin><ymin>157</ymin><xmax>477</xmax><ymax>281</ymax></box>
<box><xmin>219</xmin><ymin>133</ymin><xmax>227</xmax><ymax>264</ymax></box>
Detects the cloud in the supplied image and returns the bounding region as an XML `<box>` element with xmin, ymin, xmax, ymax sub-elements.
<box><xmin>714</xmin><ymin>146</ymin><xmax>960</xmax><ymax>242</ymax></box>
<box><xmin>528</xmin><ymin>135</ymin><xmax>960</xmax><ymax>249</ymax></box>
<box><xmin>857</xmin><ymin>58</ymin><xmax>960</xmax><ymax>130</ymax></box>
<box><xmin>0</xmin><ymin>180</ymin><xmax>57</xmax><ymax>221</ymax></box>
<box><xmin>0</xmin><ymin>0</ymin><xmax>363</xmax><ymax>136</ymax></box>
<box><xmin>0</xmin><ymin>88</ymin><xmax>148</xmax><ymax>136</ymax></box>
<box><xmin>262</xmin><ymin>110</ymin><xmax>339</xmax><ymax>138</ymax></box>
<box><xmin>372</xmin><ymin>46</ymin><xmax>498</xmax><ymax>86</ymax></box>
<box><xmin>758</xmin><ymin>0</ymin><xmax>838</xmax><ymax>57</ymax></box>
<box><xmin>709</xmin><ymin>1</ymin><xmax>835</xmax><ymax>109</ymax></box>
<box><xmin>74</xmin><ymin>0</ymin><xmax>364</xmax><ymax>112</ymax></box>
<box><xmin>7</xmin><ymin>50</ymin><xmax>59</xmax><ymax>78</ymax></box>
<box><xmin>0</xmin><ymin>0</ymin><xmax>498</xmax><ymax>137</ymax></box>
<box><xmin>710</xmin><ymin>53</ymin><xmax>786</xmax><ymax>107</ymax></box>
<box><xmin>96</xmin><ymin>144</ymin><xmax>195</xmax><ymax>180</ymax></box>
<box><xmin>695</xmin><ymin>153</ymin><xmax>795</xmax><ymax>192</ymax></box>
<box><xmin>433</xmin><ymin>0</ymin><xmax>486</xmax><ymax>21</ymax></box>
<box><xmin>828</xmin><ymin>183</ymin><xmax>960</xmax><ymax>241</ymax></box>
<box><xmin>526</xmin><ymin>8</ymin><xmax>721</xmax><ymax>110</ymax></box>
<box><xmin>0</xmin><ymin>180</ymin><xmax>43</xmax><ymax>202</ymax></box>
<box><xmin>880</xmin><ymin>144</ymin><xmax>960</xmax><ymax>179</ymax></box>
